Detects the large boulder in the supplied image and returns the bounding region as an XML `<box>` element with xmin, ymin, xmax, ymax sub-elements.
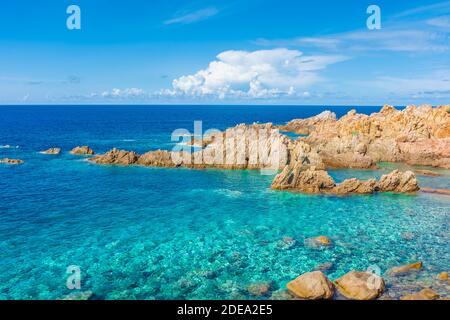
<box><xmin>271</xmin><ymin>166</ymin><xmax>335</xmax><ymax>193</ymax></box>
<box><xmin>70</xmin><ymin>146</ymin><xmax>95</xmax><ymax>155</ymax></box>
<box><xmin>335</xmin><ymin>271</ymin><xmax>385</xmax><ymax>300</ymax></box>
<box><xmin>287</xmin><ymin>271</ymin><xmax>334</xmax><ymax>300</ymax></box>
<box><xmin>377</xmin><ymin>170</ymin><xmax>420</xmax><ymax>193</ymax></box>
<box><xmin>279</xmin><ymin>111</ymin><xmax>337</xmax><ymax>135</ymax></box>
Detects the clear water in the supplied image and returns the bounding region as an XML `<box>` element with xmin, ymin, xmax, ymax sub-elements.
<box><xmin>0</xmin><ymin>105</ymin><xmax>448</xmax><ymax>300</ymax></box>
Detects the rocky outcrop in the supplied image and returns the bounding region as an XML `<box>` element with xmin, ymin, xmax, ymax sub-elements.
<box><xmin>91</xmin><ymin>124</ymin><xmax>323</xmax><ymax>171</ymax></box>
<box><xmin>377</xmin><ymin>170</ymin><xmax>420</xmax><ymax>193</ymax></box>
<box><xmin>90</xmin><ymin>148</ymin><xmax>139</xmax><ymax>165</ymax></box>
<box><xmin>292</xmin><ymin>105</ymin><xmax>450</xmax><ymax>169</ymax></box>
<box><xmin>271</xmin><ymin>167</ymin><xmax>420</xmax><ymax>194</ymax></box>
<box><xmin>40</xmin><ymin>148</ymin><xmax>61</xmax><ymax>155</ymax></box>
<box><xmin>70</xmin><ymin>146</ymin><xmax>95</xmax><ymax>155</ymax></box>
<box><xmin>279</xmin><ymin>111</ymin><xmax>337</xmax><ymax>135</ymax></box>
<box><xmin>388</xmin><ymin>262</ymin><xmax>423</xmax><ymax>276</ymax></box>
<box><xmin>0</xmin><ymin>158</ymin><xmax>24</xmax><ymax>165</ymax></box>
<box><xmin>335</xmin><ymin>271</ymin><xmax>385</xmax><ymax>300</ymax></box>
<box><xmin>287</xmin><ymin>271</ymin><xmax>334</xmax><ymax>300</ymax></box>
<box><xmin>271</xmin><ymin>166</ymin><xmax>335</xmax><ymax>193</ymax></box>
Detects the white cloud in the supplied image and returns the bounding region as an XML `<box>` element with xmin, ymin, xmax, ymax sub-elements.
<box><xmin>95</xmin><ymin>88</ymin><xmax>148</xmax><ymax>99</ymax></box>
<box><xmin>427</xmin><ymin>15</ymin><xmax>450</xmax><ymax>29</ymax></box>
<box><xmin>163</xmin><ymin>7</ymin><xmax>219</xmax><ymax>25</ymax></box>
<box><xmin>160</xmin><ymin>48</ymin><xmax>346</xmax><ymax>99</ymax></box>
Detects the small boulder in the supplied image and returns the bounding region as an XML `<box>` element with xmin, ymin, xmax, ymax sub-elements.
<box><xmin>335</xmin><ymin>271</ymin><xmax>385</xmax><ymax>300</ymax></box>
<box><xmin>70</xmin><ymin>146</ymin><xmax>95</xmax><ymax>155</ymax></box>
<box><xmin>287</xmin><ymin>271</ymin><xmax>334</xmax><ymax>300</ymax></box>
<box><xmin>388</xmin><ymin>262</ymin><xmax>423</xmax><ymax>276</ymax></box>
<box><xmin>400</xmin><ymin>288</ymin><xmax>440</xmax><ymax>300</ymax></box>
<box><xmin>0</xmin><ymin>158</ymin><xmax>24</xmax><ymax>165</ymax></box>
<box><xmin>40</xmin><ymin>148</ymin><xmax>61</xmax><ymax>155</ymax></box>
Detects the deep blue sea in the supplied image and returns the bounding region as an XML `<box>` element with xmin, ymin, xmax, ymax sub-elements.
<box><xmin>0</xmin><ymin>105</ymin><xmax>449</xmax><ymax>300</ymax></box>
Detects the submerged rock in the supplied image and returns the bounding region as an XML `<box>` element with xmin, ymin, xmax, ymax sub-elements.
<box><xmin>314</xmin><ymin>262</ymin><xmax>334</xmax><ymax>272</ymax></box>
<box><xmin>400</xmin><ymin>288</ymin><xmax>440</xmax><ymax>300</ymax></box>
<box><xmin>70</xmin><ymin>146</ymin><xmax>95</xmax><ymax>155</ymax></box>
<box><xmin>304</xmin><ymin>236</ymin><xmax>332</xmax><ymax>248</ymax></box>
<box><xmin>334</xmin><ymin>271</ymin><xmax>385</xmax><ymax>300</ymax></box>
<box><xmin>420</xmin><ymin>187</ymin><xmax>450</xmax><ymax>196</ymax></box>
<box><xmin>388</xmin><ymin>262</ymin><xmax>423</xmax><ymax>276</ymax></box>
<box><xmin>276</xmin><ymin>236</ymin><xmax>297</xmax><ymax>250</ymax></box>
<box><xmin>287</xmin><ymin>271</ymin><xmax>334</xmax><ymax>300</ymax></box>
<box><xmin>414</xmin><ymin>169</ymin><xmax>442</xmax><ymax>177</ymax></box>
<box><xmin>247</xmin><ymin>282</ymin><xmax>272</xmax><ymax>297</ymax></box>
<box><xmin>0</xmin><ymin>158</ymin><xmax>24</xmax><ymax>165</ymax></box>
<box><xmin>40</xmin><ymin>148</ymin><xmax>61</xmax><ymax>155</ymax></box>
<box><xmin>62</xmin><ymin>290</ymin><xmax>93</xmax><ymax>300</ymax></box>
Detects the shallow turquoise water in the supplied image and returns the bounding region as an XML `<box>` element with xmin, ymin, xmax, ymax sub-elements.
<box><xmin>0</xmin><ymin>106</ymin><xmax>449</xmax><ymax>299</ymax></box>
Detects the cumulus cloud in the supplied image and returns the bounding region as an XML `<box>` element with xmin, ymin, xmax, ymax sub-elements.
<box><xmin>160</xmin><ymin>48</ymin><xmax>346</xmax><ymax>99</ymax></box>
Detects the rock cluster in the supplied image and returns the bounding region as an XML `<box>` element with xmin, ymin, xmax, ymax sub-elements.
<box><xmin>287</xmin><ymin>270</ymin><xmax>385</xmax><ymax>300</ymax></box>
<box><xmin>294</xmin><ymin>105</ymin><xmax>450</xmax><ymax>169</ymax></box>
<box><xmin>271</xmin><ymin>167</ymin><xmax>420</xmax><ymax>195</ymax></box>
<box><xmin>90</xmin><ymin>124</ymin><xmax>318</xmax><ymax>170</ymax></box>
<box><xmin>0</xmin><ymin>158</ymin><xmax>24</xmax><ymax>165</ymax></box>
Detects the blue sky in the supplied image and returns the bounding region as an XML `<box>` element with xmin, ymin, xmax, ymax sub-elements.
<box><xmin>0</xmin><ymin>0</ymin><xmax>449</xmax><ymax>105</ymax></box>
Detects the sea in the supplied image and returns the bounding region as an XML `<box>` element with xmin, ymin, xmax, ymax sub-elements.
<box><xmin>0</xmin><ymin>105</ymin><xmax>448</xmax><ymax>299</ymax></box>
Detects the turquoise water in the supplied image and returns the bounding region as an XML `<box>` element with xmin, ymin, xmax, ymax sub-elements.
<box><xmin>0</xmin><ymin>106</ymin><xmax>449</xmax><ymax>300</ymax></box>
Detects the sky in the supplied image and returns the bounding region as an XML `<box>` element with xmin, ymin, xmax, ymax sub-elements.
<box><xmin>0</xmin><ymin>0</ymin><xmax>449</xmax><ymax>105</ymax></box>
